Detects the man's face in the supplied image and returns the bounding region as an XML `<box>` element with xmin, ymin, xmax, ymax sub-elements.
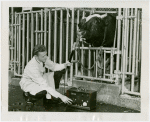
<box><xmin>36</xmin><ymin>51</ymin><xmax>47</xmax><ymax>63</ymax></box>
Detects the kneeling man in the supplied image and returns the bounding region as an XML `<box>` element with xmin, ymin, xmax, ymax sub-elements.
<box><xmin>19</xmin><ymin>44</ymin><xmax>72</xmax><ymax>104</ymax></box>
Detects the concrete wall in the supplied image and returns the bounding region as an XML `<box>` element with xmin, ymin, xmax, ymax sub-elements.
<box><xmin>71</xmin><ymin>80</ymin><xmax>141</xmax><ymax>111</ymax></box>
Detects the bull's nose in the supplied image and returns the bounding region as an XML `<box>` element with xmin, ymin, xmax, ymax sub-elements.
<box><xmin>77</xmin><ymin>31</ymin><xmax>82</xmax><ymax>35</ymax></box>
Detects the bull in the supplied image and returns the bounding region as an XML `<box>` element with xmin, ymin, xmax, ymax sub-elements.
<box><xmin>78</xmin><ymin>13</ymin><xmax>116</xmax><ymax>47</ymax></box>
<box><xmin>77</xmin><ymin>13</ymin><xmax>117</xmax><ymax>77</ymax></box>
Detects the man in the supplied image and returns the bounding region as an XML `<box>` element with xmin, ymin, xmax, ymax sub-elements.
<box><xmin>19</xmin><ymin>44</ymin><xmax>73</xmax><ymax>105</ymax></box>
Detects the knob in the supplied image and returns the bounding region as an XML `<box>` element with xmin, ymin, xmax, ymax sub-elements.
<box><xmin>83</xmin><ymin>102</ymin><xmax>87</xmax><ymax>106</ymax></box>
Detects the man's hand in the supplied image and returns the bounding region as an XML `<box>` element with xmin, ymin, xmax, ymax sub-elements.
<box><xmin>64</xmin><ymin>61</ymin><xmax>73</xmax><ymax>67</ymax></box>
<box><xmin>60</xmin><ymin>95</ymin><xmax>73</xmax><ymax>104</ymax></box>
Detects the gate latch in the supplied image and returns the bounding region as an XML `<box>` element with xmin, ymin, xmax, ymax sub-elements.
<box><xmin>113</xmin><ymin>70</ymin><xmax>122</xmax><ymax>79</ymax></box>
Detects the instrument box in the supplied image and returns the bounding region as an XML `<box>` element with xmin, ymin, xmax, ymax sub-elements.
<box><xmin>66</xmin><ymin>87</ymin><xmax>97</xmax><ymax>110</ymax></box>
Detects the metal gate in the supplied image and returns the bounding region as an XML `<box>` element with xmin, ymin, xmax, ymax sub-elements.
<box><xmin>73</xmin><ymin>8</ymin><xmax>142</xmax><ymax>96</ymax></box>
<box><xmin>9</xmin><ymin>7</ymin><xmax>142</xmax><ymax>96</ymax></box>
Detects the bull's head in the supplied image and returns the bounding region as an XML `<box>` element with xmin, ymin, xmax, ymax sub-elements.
<box><xmin>78</xmin><ymin>13</ymin><xmax>108</xmax><ymax>46</ymax></box>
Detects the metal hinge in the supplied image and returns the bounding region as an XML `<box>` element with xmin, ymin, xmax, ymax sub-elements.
<box><xmin>34</xmin><ymin>31</ymin><xmax>46</xmax><ymax>33</ymax></box>
<box><xmin>113</xmin><ymin>50</ymin><xmax>121</xmax><ymax>55</ymax></box>
<box><xmin>10</xmin><ymin>61</ymin><xmax>20</xmax><ymax>63</ymax></box>
<box><xmin>10</xmin><ymin>24</ymin><xmax>20</xmax><ymax>27</ymax></box>
<box><xmin>116</xmin><ymin>15</ymin><xmax>123</xmax><ymax>20</ymax></box>
<box><xmin>117</xmin><ymin>15</ymin><xmax>136</xmax><ymax>20</ymax></box>
<box><xmin>127</xmin><ymin>16</ymin><xmax>136</xmax><ymax>19</ymax></box>
<box><xmin>9</xmin><ymin>47</ymin><xmax>15</xmax><ymax>50</ymax></box>
<box><xmin>113</xmin><ymin>70</ymin><xmax>122</xmax><ymax>78</ymax></box>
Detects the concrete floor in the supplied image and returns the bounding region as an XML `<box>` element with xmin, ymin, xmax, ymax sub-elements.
<box><xmin>8</xmin><ymin>84</ymin><xmax>140</xmax><ymax>113</ymax></box>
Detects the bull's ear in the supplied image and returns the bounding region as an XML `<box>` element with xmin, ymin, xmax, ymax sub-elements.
<box><xmin>78</xmin><ymin>19</ymin><xmax>86</xmax><ymax>29</ymax></box>
<box><xmin>78</xmin><ymin>23</ymin><xmax>81</xmax><ymax>29</ymax></box>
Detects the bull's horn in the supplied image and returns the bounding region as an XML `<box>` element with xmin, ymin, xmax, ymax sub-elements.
<box><xmin>86</xmin><ymin>14</ymin><xmax>101</xmax><ymax>22</ymax></box>
<box><xmin>85</xmin><ymin>14</ymin><xmax>107</xmax><ymax>22</ymax></box>
<box><xmin>82</xmin><ymin>16</ymin><xmax>86</xmax><ymax>19</ymax></box>
<box><xmin>100</xmin><ymin>13</ymin><xmax>107</xmax><ymax>19</ymax></box>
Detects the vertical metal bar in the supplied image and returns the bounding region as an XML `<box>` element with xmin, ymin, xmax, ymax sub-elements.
<box><xmin>104</xmin><ymin>51</ymin><xmax>106</xmax><ymax>79</ymax></box>
<box><xmin>14</xmin><ymin>12</ymin><xmax>17</xmax><ymax>74</ymax></box>
<box><xmin>59</xmin><ymin>9</ymin><xmax>63</xmax><ymax>63</ymax></box>
<box><xmin>48</xmin><ymin>10</ymin><xmax>51</xmax><ymax>73</ymax></box>
<box><xmin>65</xmin><ymin>8</ymin><xmax>69</xmax><ymax>83</ymax></box>
<box><xmin>36</xmin><ymin>12</ymin><xmax>38</xmax><ymax>44</ymax></box>
<box><xmin>110</xmin><ymin>50</ymin><xmax>113</xmax><ymax>79</ymax></box>
<box><xmin>31</xmin><ymin>12</ymin><xmax>34</xmax><ymax>58</ymax></box>
<box><xmin>54</xmin><ymin>10</ymin><xmax>57</xmax><ymax>63</ymax></box>
<box><xmin>129</xmin><ymin>8</ymin><xmax>133</xmax><ymax>72</ymax></box>
<box><xmin>62</xmin><ymin>21</ymin><xmax>65</xmax><ymax>65</ymax></box>
<box><xmin>75</xmin><ymin>9</ymin><xmax>80</xmax><ymax>75</ymax></box>
<box><xmin>93</xmin><ymin>50</ymin><xmax>96</xmax><ymax>77</ymax></box>
<box><xmin>131</xmin><ymin>8</ymin><xmax>138</xmax><ymax>92</ymax></box>
<box><xmin>70</xmin><ymin>8</ymin><xmax>74</xmax><ymax>82</ymax></box>
<box><xmin>48</xmin><ymin>10</ymin><xmax>51</xmax><ymax>58</ymax></box>
<box><xmin>115</xmin><ymin>8</ymin><xmax>121</xmax><ymax>83</ymax></box>
<box><xmin>95</xmin><ymin>50</ymin><xmax>98</xmax><ymax>78</ymax></box>
<box><xmin>9</xmin><ymin>21</ymin><xmax>10</xmax><ymax>70</ymax></box>
<box><xmin>88</xmin><ymin>45</ymin><xmax>91</xmax><ymax>76</ymax></box>
<box><xmin>17</xmin><ymin>15</ymin><xmax>19</xmax><ymax>74</ymax></box>
<box><xmin>27</xmin><ymin>13</ymin><xmax>29</xmax><ymax>63</ymax></box>
<box><xmin>135</xmin><ymin>10</ymin><xmax>140</xmax><ymax>76</ymax></box>
<box><xmin>121</xmin><ymin>8</ymin><xmax>127</xmax><ymax>94</ymax></box>
<box><xmin>81</xmin><ymin>10</ymin><xmax>85</xmax><ymax>75</ymax></box>
<box><xmin>121</xmin><ymin>8</ymin><xmax>125</xmax><ymax>73</ymax></box>
<box><xmin>11</xmin><ymin>7</ymin><xmax>14</xmax><ymax>70</ymax></box>
<box><xmin>41</xmin><ymin>9</ymin><xmax>43</xmax><ymax>44</ymax></box>
<box><xmin>18</xmin><ymin>14</ymin><xmax>21</xmax><ymax>74</ymax></box>
<box><xmin>125</xmin><ymin>9</ymin><xmax>129</xmax><ymax>72</ymax></box>
<box><xmin>139</xmin><ymin>10</ymin><xmax>142</xmax><ymax>93</ymax></box>
<box><xmin>44</xmin><ymin>9</ymin><xmax>47</xmax><ymax>46</ymax></box>
<box><xmin>89</xmin><ymin>9</ymin><xmax>93</xmax><ymax>76</ymax></box>
<box><xmin>139</xmin><ymin>11</ymin><xmax>142</xmax><ymax>68</ymax></box>
<box><xmin>22</xmin><ymin>13</ymin><xmax>25</xmax><ymax>73</ymax></box>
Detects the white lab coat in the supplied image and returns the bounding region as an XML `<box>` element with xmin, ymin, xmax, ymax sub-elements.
<box><xmin>19</xmin><ymin>56</ymin><xmax>66</xmax><ymax>99</ymax></box>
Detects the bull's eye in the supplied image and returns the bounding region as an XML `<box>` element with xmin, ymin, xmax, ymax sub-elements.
<box><xmin>78</xmin><ymin>23</ymin><xmax>81</xmax><ymax>28</ymax></box>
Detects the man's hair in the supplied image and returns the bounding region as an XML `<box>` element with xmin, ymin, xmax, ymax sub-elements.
<box><xmin>32</xmin><ymin>44</ymin><xmax>46</xmax><ymax>56</ymax></box>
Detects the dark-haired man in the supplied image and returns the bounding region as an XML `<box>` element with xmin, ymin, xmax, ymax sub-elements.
<box><xmin>19</xmin><ymin>45</ymin><xmax>73</xmax><ymax>105</ymax></box>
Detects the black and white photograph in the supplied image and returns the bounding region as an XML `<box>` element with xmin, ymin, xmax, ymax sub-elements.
<box><xmin>1</xmin><ymin>1</ymin><xmax>149</xmax><ymax>121</ymax></box>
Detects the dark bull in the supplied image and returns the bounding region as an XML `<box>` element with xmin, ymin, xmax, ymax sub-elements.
<box><xmin>77</xmin><ymin>13</ymin><xmax>117</xmax><ymax>77</ymax></box>
<box><xmin>78</xmin><ymin>13</ymin><xmax>116</xmax><ymax>47</ymax></box>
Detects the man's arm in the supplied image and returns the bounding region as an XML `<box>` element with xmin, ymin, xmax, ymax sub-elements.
<box><xmin>45</xmin><ymin>57</ymin><xmax>68</xmax><ymax>71</ymax></box>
